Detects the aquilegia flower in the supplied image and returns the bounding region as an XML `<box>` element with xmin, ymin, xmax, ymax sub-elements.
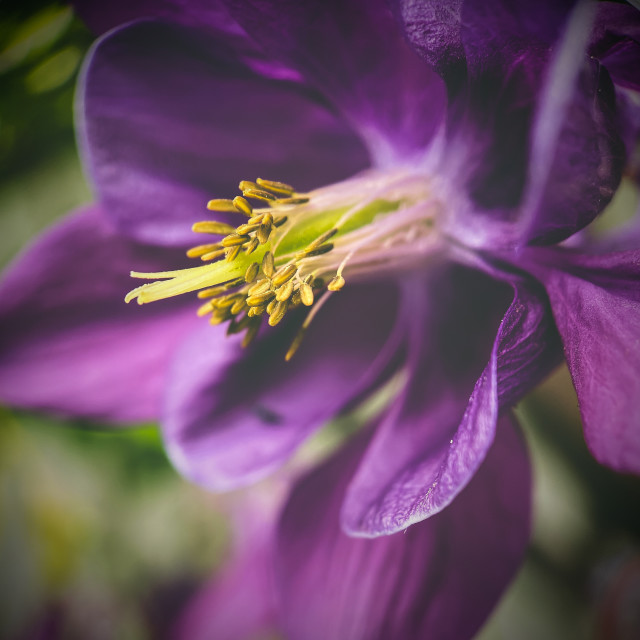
<box><xmin>1</xmin><ymin>0</ymin><xmax>639</xmax><ymax>637</ymax></box>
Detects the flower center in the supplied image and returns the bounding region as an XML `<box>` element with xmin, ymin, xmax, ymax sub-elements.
<box><xmin>126</xmin><ymin>170</ymin><xmax>440</xmax><ymax>358</ymax></box>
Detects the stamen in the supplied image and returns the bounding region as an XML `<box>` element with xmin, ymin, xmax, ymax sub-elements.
<box><xmin>186</xmin><ymin>243</ymin><xmax>222</xmax><ymax>258</ymax></box>
<box><xmin>256</xmin><ymin>178</ymin><xmax>295</xmax><ymax>195</ymax></box>
<box><xmin>245</xmin><ymin>262</ymin><xmax>259</xmax><ymax>283</ymax></box>
<box><xmin>243</xmin><ymin>188</ymin><xmax>277</xmax><ymax>202</ymax></box>
<box><xmin>262</xmin><ymin>251</ymin><xmax>275</xmax><ymax>278</ymax></box>
<box><xmin>192</xmin><ymin>221</ymin><xmax>237</xmax><ymax>235</ymax></box>
<box><xmin>327</xmin><ymin>275</ymin><xmax>345</xmax><ymax>291</ymax></box>
<box><xmin>299</xmin><ymin>282</ymin><xmax>314</xmax><ymax>306</ymax></box>
<box><xmin>127</xmin><ymin>169</ymin><xmax>437</xmax><ymax>360</ymax></box>
<box><xmin>233</xmin><ymin>196</ymin><xmax>253</xmax><ymax>216</ymax></box>
<box><xmin>206</xmin><ymin>199</ymin><xmax>238</xmax><ymax>212</ymax></box>
<box><xmin>271</xmin><ymin>264</ymin><xmax>297</xmax><ymax>288</ymax></box>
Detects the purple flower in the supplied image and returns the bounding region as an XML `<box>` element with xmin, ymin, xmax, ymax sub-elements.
<box><xmin>1</xmin><ymin>0</ymin><xmax>639</xmax><ymax>636</ymax></box>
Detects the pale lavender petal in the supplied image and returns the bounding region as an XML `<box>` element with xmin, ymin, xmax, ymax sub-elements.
<box><xmin>79</xmin><ymin>20</ymin><xmax>369</xmax><ymax>247</ymax></box>
<box><xmin>277</xmin><ymin>417</ymin><xmax>531</xmax><ymax>640</ymax></box>
<box><xmin>342</xmin><ymin>265</ymin><xmax>512</xmax><ymax>536</ymax></box>
<box><xmin>528</xmin><ymin>248</ymin><xmax>640</xmax><ymax>474</ymax></box>
<box><xmin>221</xmin><ymin>0</ymin><xmax>446</xmax><ymax>164</ymax></box>
<box><xmin>0</xmin><ymin>208</ymin><xmax>198</xmax><ymax>423</ymax></box>
<box><xmin>162</xmin><ymin>283</ymin><xmax>401</xmax><ymax>491</ymax></box>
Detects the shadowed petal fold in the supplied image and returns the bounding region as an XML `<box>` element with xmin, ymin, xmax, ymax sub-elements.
<box><xmin>162</xmin><ymin>283</ymin><xmax>400</xmax><ymax>490</ymax></box>
<box><xmin>528</xmin><ymin>248</ymin><xmax>640</xmax><ymax>474</ymax></box>
<box><xmin>221</xmin><ymin>0</ymin><xmax>446</xmax><ymax>163</ymax></box>
<box><xmin>341</xmin><ymin>265</ymin><xmax>512</xmax><ymax>536</ymax></box>
<box><xmin>277</xmin><ymin>418</ymin><xmax>531</xmax><ymax>640</ymax></box>
<box><xmin>0</xmin><ymin>208</ymin><xmax>198</xmax><ymax>423</ymax></box>
<box><xmin>79</xmin><ymin>19</ymin><xmax>369</xmax><ymax>247</ymax></box>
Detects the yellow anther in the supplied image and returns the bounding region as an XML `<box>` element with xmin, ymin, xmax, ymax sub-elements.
<box><xmin>248</xmin><ymin>278</ymin><xmax>271</xmax><ymax>296</ymax></box>
<box><xmin>231</xmin><ymin>298</ymin><xmax>247</xmax><ymax>315</ymax></box>
<box><xmin>256</xmin><ymin>223</ymin><xmax>272</xmax><ymax>245</ymax></box>
<box><xmin>186</xmin><ymin>243</ymin><xmax>222</xmax><ymax>258</ymax></box>
<box><xmin>226</xmin><ymin>245</ymin><xmax>242</xmax><ymax>262</ymax></box>
<box><xmin>256</xmin><ymin>178</ymin><xmax>295</xmax><ymax>195</ymax></box>
<box><xmin>207</xmin><ymin>199</ymin><xmax>238</xmax><ymax>212</ymax></box>
<box><xmin>266</xmin><ymin>298</ymin><xmax>277</xmax><ymax>315</ymax></box>
<box><xmin>233</xmin><ymin>196</ymin><xmax>253</xmax><ymax>216</ymax></box>
<box><xmin>275</xmin><ymin>279</ymin><xmax>294</xmax><ymax>302</ymax></box>
<box><xmin>239</xmin><ymin>180</ymin><xmax>259</xmax><ymax>192</ymax></box>
<box><xmin>248</xmin><ymin>306</ymin><xmax>265</xmax><ymax>317</ymax></box>
<box><xmin>272</xmin><ymin>263</ymin><xmax>297</xmax><ymax>288</ymax></box>
<box><xmin>243</xmin><ymin>188</ymin><xmax>277</xmax><ymax>202</ymax></box>
<box><xmin>277</xmin><ymin>196</ymin><xmax>309</xmax><ymax>205</ymax></box>
<box><xmin>274</xmin><ymin>215</ymin><xmax>288</xmax><ymax>227</ymax></box>
<box><xmin>245</xmin><ymin>237</ymin><xmax>259</xmax><ymax>254</ymax></box>
<box><xmin>197</xmin><ymin>301</ymin><xmax>215</xmax><ymax>317</ymax></box>
<box><xmin>200</xmin><ymin>248</ymin><xmax>227</xmax><ymax>262</ymax></box>
<box><xmin>236</xmin><ymin>221</ymin><xmax>261</xmax><ymax>235</ymax></box>
<box><xmin>306</xmin><ymin>228</ymin><xmax>338</xmax><ymax>251</ymax></box>
<box><xmin>247</xmin><ymin>291</ymin><xmax>275</xmax><ymax>306</ymax></box>
<box><xmin>328</xmin><ymin>275</ymin><xmax>345</xmax><ymax>291</ymax></box>
<box><xmin>262</xmin><ymin>251</ymin><xmax>275</xmax><ymax>278</ymax></box>
<box><xmin>192</xmin><ymin>221</ymin><xmax>237</xmax><ymax>235</ymax></box>
<box><xmin>221</xmin><ymin>234</ymin><xmax>249</xmax><ymax>247</ymax></box>
<box><xmin>198</xmin><ymin>286</ymin><xmax>226</xmax><ymax>299</ymax></box>
<box><xmin>245</xmin><ymin>262</ymin><xmax>259</xmax><ymax>283</ymax></box>
<box><xmin>295</xmin><ymin>243</ymin><xmax>333</xmax><ymax>260</ymax></box>
<box><xmin>299</xmin><ymin>282</ymin><xmax>314</xmax><ymax>306</ymax></box>
<box><xmin>268</xmin><ymin>300</ymin><xmax>289</xmax><ymax>326</ymax></box>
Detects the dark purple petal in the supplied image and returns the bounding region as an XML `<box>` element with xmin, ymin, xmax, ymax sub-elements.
<box><xmin>517</xmin><ymin>6</ymin><xmax>625</xmax><ymax>245</ymax></box>
<box><xmin>590</xmin><ymin>2</ymin><xmax>640</xmax><ymax>92</ymax></box>
<box><xmin>342</xmin><ymin>265</ymin><xmax>512</xmax><ymax>536</ymax></box>
<box><xmin>79</xmin><ymin>20</ymin><xmax>369</xmax><ymax>247</ymax></box>
<box><xmin>174</xmin><ymin>495</ymin><xmax>280</xmax><ymax>640</ymax></box>
<box><xmin>524</xmin><ymin>248</ymin><xmax>640</xmax><ymax>474</ymax></box>
<box><xmin>494</xmin><ymin>274</ymin><xmax>564</xmax><ymax>407</ymax></box>
<box><xmin>460</xmin><ymin>0</ymin><xmax>576</xmax><ymax>79</ymax></box>
<box><xmin>72</xmin><ymin>0</ymin><xmax>238</xmax><ymax>37</ymax></box>
<box><xmin>392</xmin><ymin>0</ymin><xmax>465</xmax><ymax>86</ymax></box>
<box><xmin>221</xmin><ymin>0</ymin><xmax>446</xmax><ymax>163</ymax></box>
<box><xmin>0</xmin><ymin>207</ymin><xmax>198</xmax><ymax>423</ymax></box>
<box><xmin>277</xmin><ymin>417</ymin><xmax>531</xmax><ymax>640</ymax></box>
<box><xmin>437</xmin><ymin>2</ymin><xmax>624</xmax><ymax>247</ymax></box>
<box><xmin>162</xmin><ymin>283</ymin><xmax>401</xmax><ymax>491</ymax></box>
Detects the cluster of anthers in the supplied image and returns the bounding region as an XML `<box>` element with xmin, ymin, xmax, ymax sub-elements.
<box><xmin>126</xmin><ymin>178</ymin><xmax>348</xmax><ymax>361</ymax></box>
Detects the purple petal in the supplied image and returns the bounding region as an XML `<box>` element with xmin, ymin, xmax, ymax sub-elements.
<box><xmin>392</xmin><ymin>0</ymin><xmax>465</xmax><ymax>86</ymax></box>
<box><xmin>494</xmin><ymin>276</ymin><xmax>564</xmax><ymax>408</ymax></box>
<box><xmin>590</xmin><ymin>3</ymin><xmax>640</xmax><ymax>92</ymax></box>
<box><xmin>342</xmin><ymin>265</ymin><xmax>513</xmax><ymax>536</ymax></box>
<box><xmin>221</xmin><ymin>0</ymin><xmax>446</xmax><ymax>164</ymax></box>
<box><xmin>437</xmin><ymin>2</ymin><xmax>624</xmax><ymax>247</ymax></box>
<box><xmin>174</xmin><ymin>494</ymin><xmax>280</xmax><ymax>640</ymax></box>
<box><xmin>162</xmin><ymin>283</ymin><xmax>401</xmax><ymax>491</ymax></box>
<box><xmin>517</xmin><ymin>2</ymin><xmax>625</xmax><ymax>245</ymax></box>
<box><xmin>277</xmin><ymin>417</ymin><xmax>531</xmax><ymax>640</ymax></box>
<box><xmin>79</xmin><ymin>20</ymin><xmax>369</xmax><ymax>247</ymax></box>
<box><xmin>72</xmin><ymin>0</ymin><xmax>239</xmax><ymax>36</ymax></box>
<box><xmin>0</xmin><ymin>207</ymin><xmax>198</xmax><ymax>423</ymax></box>
<box><xmin>527</xmin><ymin>248</ymin><xmax>640</xmax><ymax>474</ymax></box>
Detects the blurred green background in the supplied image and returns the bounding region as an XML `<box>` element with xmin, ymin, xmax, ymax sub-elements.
<box><xmin>1</xmin><ymin>2</ymin><xmax>639</xmax><ymax>639</ymax></box>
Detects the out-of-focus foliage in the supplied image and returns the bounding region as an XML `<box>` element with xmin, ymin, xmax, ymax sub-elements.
<box><xmin>0</xmin><ymin>1</ymin><xmax>93</xmax><ymax>178</ymax></box>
